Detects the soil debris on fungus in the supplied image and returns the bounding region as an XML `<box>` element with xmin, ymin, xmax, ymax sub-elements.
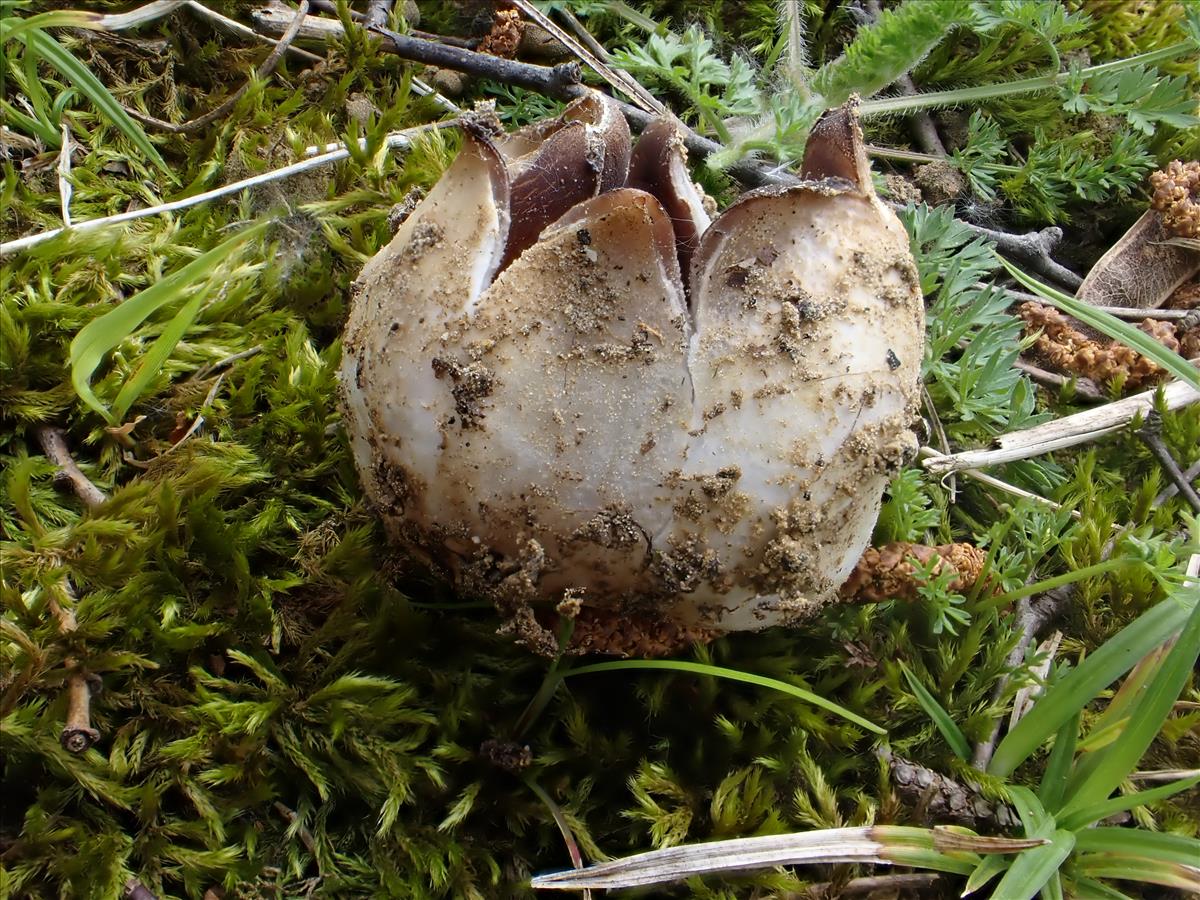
<box><xmin>340</xmin><ymin>94</ymin><xmax>925</xmax><ymax>650</ymax></box>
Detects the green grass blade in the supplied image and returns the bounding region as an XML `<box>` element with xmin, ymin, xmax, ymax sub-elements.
<box><xmin>69</xmin><ymin>222</ymin><xmax>267</xmax><ymax>422</ymax></box>
<box><xmin>561</xmin><ymin>660</ymin><xmax>885</xmax><ymax>735</ymax></box>
<box><xmin>1073</xmin><ymin>854</ymin><xmax>1200</xmax><ymax>892</ymax></box>
<box><xmin>1057</xmin><ymin>772</ymin><xmax>1200</xmax><ymax>831</ymax></box>
<box><xmin>963</xmin><ymin>854</ymin><xmax>1011</xmax><ymax>896</ymax></box>
<box><xmin>899</xmin><ymin>661</ymin><xmax>970</xmax><ymax>759</ymax></box>
<box><xmin>1066</xmin><ymin>640</ymin><xmax>1173</xmax><ymax>796</ymax></box>
<box><xmin>990</xmin><ymin>830</ymin><xmax>1075</xmax><ymax>900</ymax></box>
<box><xmin>0</xmin><ymin>95</ymin><xmax>59</xmax><ymax>146</ymax></box>
<box><xmin>1073</xmin><ymin>828</ymin><xmax>1200</xmax><ymax>868</ymax></box>
<box><xmin>22</xmin><ymin>29</ymin><xmax>171</xmax><ymax>176</ymax></box>
<box><xmin>1069</xmin><ymin>876</ymin><xmax>1137</xmax><ymax>900</ymax></box>
<box><xmin>109</xmin><ymin>290</ymin><xmax>206</xmax><ymax>423</ymax></box>
<box><xmin>0</xmin><ymin>10</ymin><xmax>99</xmax><ymax>43</ymax></box>
<box><xmin>1056</xmin><ymin>591</ymin><xmax>1200</xmax><ymax>819</ymax></box>
<box><xmin>1037</xmin><ymin>712</ymin><xmax>1079</xmax><ymax>814</ymax></box>
<box><xmin>1000</xmin><ymin>259</ymin><xmax>1200</xmax><ymax>391</ymax></box>
<box><xmin>1041</xmin><ymin>870</ymin><xmax>1065</xmax><ymax>900</ymax></box>
<box><xmin>988</xmin><ymin>590</ymin><xmax>1197</xmax><ymax>777</ymax></box>
<box><xmin>1008</xmin><ymin>785</ymin><xmax>1054</xmax><ymax>837</ymax></box>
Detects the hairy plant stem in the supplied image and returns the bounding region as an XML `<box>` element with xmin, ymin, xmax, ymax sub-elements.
<box><xmin>975</xmin><ymin>559</ymin><xmax>1131</xmax><ymax>612</ymax></box>
<box><xmin>858</xmin><ymin>41</ymin><xmax>1196</xmax><ymax>116</ymax></box>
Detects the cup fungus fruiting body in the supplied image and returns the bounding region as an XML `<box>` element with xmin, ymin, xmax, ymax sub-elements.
<box><xmin>340</xmin><ymin>93</ymin><xmax>925</xmax><ymax>654</ymax></box>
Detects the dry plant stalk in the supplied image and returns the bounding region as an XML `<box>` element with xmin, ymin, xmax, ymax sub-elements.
<box><xmin>840</xmin><ymin>542</ymin><xmax>984</xmax><ymax>603</ymax></box>
<box><xmin>922</xmin><ymin>379</ymin><xmax>1200</xmax><ymax>474</ymax></box>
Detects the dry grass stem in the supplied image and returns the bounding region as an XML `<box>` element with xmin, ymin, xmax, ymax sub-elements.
<box><xmin>184</xmin><ymin>0</ymin><xmax>322</xmax><ymax>63</ymax></box>
<box><xmin>1</xmin><ymin>124</ymin><xmax>439</xmax><ymax>257</ymax></box>
<box><xmin>918</xmin><ymin>447</ymin><xmax>1081</xmax><ymax>518</ymax></box>
<box><xmin>923</xmin><ymin>380</ymin><xmax>1200</xmax><ymax>474</ymax></box>
<box><xmin>509</xmin><ymin>0</ymin><xmax>666</xmax><ymax>116</ymax></box>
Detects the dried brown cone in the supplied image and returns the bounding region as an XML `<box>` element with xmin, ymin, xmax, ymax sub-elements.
<box><xmin>840</xmin><ymin>542</ymin><xmax>984</xmax><ymax>604</ymax></box>
<box><xmin>1168</xmin><ymin>279</ymin><xmax>1200</xmax><ymax>311</ymax></box>
<box><xmin>1150</xmin><ymin>160</ymin><xmax>1200</xmax><ymax>238</ymax></box>
<box><xmin>563</xmin><ymin>606</ymin><xmax>717</xmax><ymax>658</ymax></box>
<box><xmin>1181</xmin><ymin>325</ymin><xmax>1200</xmax><ymax>360</ymax></box>
<box><xmin>476</xmin><ymin>8</ymin><xmax>523</xmax><ymax>58</ymax></box>
<box><xmin>1018</xmin><ymin>301</ymin><xmax>1172</xmax><ymax>390</ymax></box>
<box><xmin>878</xmin><ymin>748</ymin><xmax>1017</xmax><ymax>830</ymax></box>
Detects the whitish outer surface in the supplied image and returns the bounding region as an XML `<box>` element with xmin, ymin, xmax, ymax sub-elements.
<box><xmin>341</xmin><ymin>131</ymin><xmax>923</xmax><ymax>637</ymax></box>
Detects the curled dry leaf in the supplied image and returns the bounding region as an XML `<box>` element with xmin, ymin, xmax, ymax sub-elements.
<box><xmin>1077</xmin><ymin>160</ymin><xmax>1200</xmax><ymax>310</ymax></box>
<box><xmin>340</xmin><ymin>92</ymin><xmax>924</xmax><ymax>651</ymax></box>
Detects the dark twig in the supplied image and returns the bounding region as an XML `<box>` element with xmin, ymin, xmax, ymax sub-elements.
<box><xmin>134</xmin><ymin>1</ymin><xmax>311</xmax><ymax>134</ymax></box>
<box><xmin>1014</xmin><ymin>357</ymin><xmax>1104</xmax><ymax>402</ymax></box>
<box><xmin>35</xmin><ymin>425</ymin><xmax>108</xmax><ymax>510</ymax></box>
<box><xmin>366</xmin><ymin>24</ymin><xmax>585</xmax><ymax>98</ymax></box>
<box><xmin>34</xmin><ymin>426</ymin><xmax>108</xmax><ymax>752</ymax></box>
<box><xmin>972</xmin><ymin>585</ymin><xmax>1076</xmax><ymax>770</ymax></box>
<box><xmin>1138</xmin><ymin>410</ymin><xmax>1200</xmax><ymax>514</ymax></box>
<box><xmin>897</xmin><ymin>74</ymin><xmax>946</xmax><ymax>156</ymax></box>
<box><xmin>509</xmin><ymin>0</ymin><xmax>666</xmax><ymax>116</ymax></box>
<box><xmin>122</xmin><ymin>878</ymin><xmax>160</xmax><ymax>900</ymax></box>
<box><xmin>862</xmin><ymin>0</ymin><xmax>945</xmax><ymax>156</ymax></box>
<box><xmin>1154</xmin><ymin>458</ymin><xmax>1200</xmax><ymax>508</ymax></box>
<box><xmin>274</xmin><ymin>801</ymin><xmax>320</xmax><ymax>862</ymax></box>
<box><xmin>971</xmin><ymin>222</ymin><xmax>1083</xmax><ymax>291</ymax></box>
<box><xmin>363</xmin><ymin>0</ymin><xmax>393</xmax><ymax>30</ymax></box>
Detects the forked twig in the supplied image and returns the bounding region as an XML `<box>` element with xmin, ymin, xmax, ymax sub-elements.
<box><xmin>1138</xmin><ymin>410</ymin><xmax>1200</xmax><ymax>514</ymax></box>
<box><xmin>184</xmin><ymin>0</ymin><xmax>321</xmax><ymax>62</ymax></box>
<box><xmin>132</xmin><ymin>1</ymin><xmax>312</xmax><ymax>134</ymax></box>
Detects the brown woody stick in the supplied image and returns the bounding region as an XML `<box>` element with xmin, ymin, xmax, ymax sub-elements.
<box><xmin>34</xmin><ymin>425</ymin><xmax>108</xmax><ymax>752</ymax></box>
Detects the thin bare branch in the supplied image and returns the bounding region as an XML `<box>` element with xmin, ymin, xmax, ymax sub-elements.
<box><xmin>509</xmin><ymin>0</ymin><xmax>666</xmax><ymax>116</ymax></box>
<box><xmin>1138</xmin><ymin>410</ymin><xmax>1200</xmax><ymax>513</ymax></box>
<box><xmin>35</xmin><ymin>425</ymin><xmax>108</xmax><ymax>510</ymax></box>
<box><xmin>133</xmin><ymin>1</ymin><xmax>312</xmax><ymax>134</ymax></box>
<box><xmin>185</xmin><ymin>0</ymin><xmax>322</xmax><ymax>63</ymax></box>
